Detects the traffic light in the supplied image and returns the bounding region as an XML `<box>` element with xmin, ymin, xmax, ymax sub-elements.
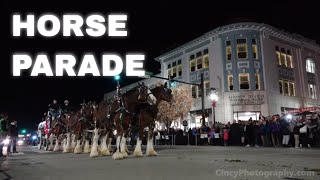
<box><xmin>168</xmin><ymin>76</ymin><xmax>175</xmax><ymax>87</ymax></box>
<box><xmin>114</xmin><ymin>75</ymin><xmax>121</xmax><ymax>81</ymax></box>
<box><xmin>21</xmin><ymin>129</ymin><xmax>27</xmax><ymax>134</ymax></box>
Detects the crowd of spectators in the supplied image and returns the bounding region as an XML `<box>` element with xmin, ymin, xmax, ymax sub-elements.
<box><xmin>153</xmin><ymin>113</ymin><xmax>320</xmax><ymax>148</ymax></box>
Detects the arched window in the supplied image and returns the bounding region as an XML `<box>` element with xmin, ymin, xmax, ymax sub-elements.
<box><xmin>306</xmin><ymin>59</ymin><xmax>315</xmax><ymax>73</ymax></box>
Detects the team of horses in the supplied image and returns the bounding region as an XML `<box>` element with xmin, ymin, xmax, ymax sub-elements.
<box><xmin>37</xmin><ymin>82</ymin><xmax>173</xmax><ymax>160</ymax></box>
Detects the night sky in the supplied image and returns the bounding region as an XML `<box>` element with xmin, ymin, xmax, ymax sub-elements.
<box><xmin>3</xmin><ymin>1</ymin><xmax>319</xmax><ymax>131</ymax></box>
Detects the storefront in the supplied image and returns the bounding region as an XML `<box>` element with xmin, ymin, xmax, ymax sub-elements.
<box><xmin>224</xmin><ymin>91</ymin><xmax>266</xmax><ymax>122</ymax></box>
<box><xmin>233</xmin><ymin>111</ymin><xmax>261</xmax><ymax>121</ymax></box>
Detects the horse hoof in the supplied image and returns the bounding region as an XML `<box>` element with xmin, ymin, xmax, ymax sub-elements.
<box><xmin>90</xmin><ymin>152</ymin><xmax>99</xmax><ymax>158</ymax></box>
<box><xmin>101</xmin><ymin>149</ymin><xmax>111</xmax><ymax>156</ymax></box>
<box><xmin>133</xmin><ymin>151</ymin><xmax>143</xmax><ymax>157</ymax></box>
<box><xmin>112</xmin><ymin>152</ymin><xmax>124</xmax><ymax>160</ymax></box>
<box><xmin>147</xmin><ymin>150</ymin><xmax>158</xmax><ymax>156</ymax></box>
<box><xmin>121</xmin><ymin>152</ymin><xmax>128</xmax><ymax>158</ymax></box>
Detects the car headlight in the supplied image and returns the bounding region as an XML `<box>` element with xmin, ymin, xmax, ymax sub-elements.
<box><xmin>2</xmin><ymin>139</ymin><xmax>10</xmax><ymax>145</ymax></box>
<box><xmin>18</xmin><ymin>140</ymin><xmax>24</xmax><ymax>145</ymax></box>
<box><xmin>32</xmin><ymin>135</ymin><xmax>37</xmax><ymax>140</ymax></box>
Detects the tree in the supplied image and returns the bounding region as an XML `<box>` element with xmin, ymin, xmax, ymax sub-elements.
<box><xmin>157</xmin><ymin>85</ymin><xmax>193</xmax><ymax>129</ymax></box>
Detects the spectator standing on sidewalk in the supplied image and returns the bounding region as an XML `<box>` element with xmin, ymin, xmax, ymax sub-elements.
<box><xmin>8</xmin><ymin>120</ymin><xmax>19</xmax><ymax>153</ymax></box>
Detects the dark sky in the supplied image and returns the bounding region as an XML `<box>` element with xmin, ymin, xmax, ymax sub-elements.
<box><xmin>3</xmin><ymin>0</ymin><xmax>319</xmax><ymax>131</ymax></box>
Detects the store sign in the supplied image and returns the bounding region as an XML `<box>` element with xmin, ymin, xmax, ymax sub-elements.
<box><xmin>286</xmin><ymin>107</ymin><xmax>320</xmax><ymax>113</ymax></box>
<box><xmin>229</xmin><ymin>94</ymin><xmax>265</xmax><ymax>105</ymax></box>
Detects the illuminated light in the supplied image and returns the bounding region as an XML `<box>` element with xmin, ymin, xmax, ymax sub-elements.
<box><xmin>2</xmin><ymin>139</ymin><xmax>10</xmax><ymax>145</ymax></box>
<box><xmin>245</xmin><ymin>112</ymin><xmax>251</xmax><ymax>116</ymax></box>
<box><xmin>170</xmin><ymin>81</ymin><xmax>176</xmax><ymax>87</ymax></box>
<box><xmin>114</xmin><ymin>75</ymin><xmax>121</xmax><ymax>81</ymax></box>
<box><xmin>209</xmin><ymin>93</ymin><xmax>219</xmax><ymax>101</ymax></box>
<box><xmin>18</xmin><ymin>140</ymin><xmax>24</xmax><ymax>145</ymax></box>
<box><xmin>32</xmin><ymin>135</ymin><xmax>37</xmax><ymax>140</ymax></box>
<box><xmin>286</xmin><ymin>114</ymin><xmax>293</xmax><ymax>119</ymax></box>
<box><xmin>21</xmin><ymin>129</ymin><xmax>27</xmax><ymax>134</ymax></box>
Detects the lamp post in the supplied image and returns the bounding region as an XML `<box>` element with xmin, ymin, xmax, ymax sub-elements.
<box><xmin>209</xmin><ymin>88</ymin><xmax>219</xmax><ymax>125</ymax></box>
<box><xmin>114</xmin><ymin>75</ymin><xmax>121</xmax><ymax>104</ymax></box>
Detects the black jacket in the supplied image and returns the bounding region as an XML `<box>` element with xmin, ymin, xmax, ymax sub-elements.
<box><xmin>8</xmin><ymin>124</ymin><xmax>18</xmax><ymax>137</ymax></box>
<box><xmin>49</xmin><ymin>103</ymin><xmax>60</xmax><ymax>111</ymax></box>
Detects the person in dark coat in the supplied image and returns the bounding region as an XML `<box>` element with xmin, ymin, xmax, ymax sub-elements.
<box><xmin>280</xmin><ymin>118</ymin><xmax>290</xmax><ymax>147</ymax></box>
<box><xmin>245</xmin><ymin>119</ymin><xmax>254</xmax><ymax>147</ymax></box>
<box><xmin>260</xmin><ymin>120</ymin><xmax>270</xmax><ymax>147</ymax></box>
<box><xmin>253</xmin><ymin>121</ymin><xmax>261</xmax><ymax>147</ymax></box>
<box><xmin>8</xmin><ymin>120</ymin><xmax>18</xmax><ymax>153</ymax></box>
<box><xmin>229</xmin><ymin>120</ymin><xmax>241</xmax><ymax>146</ymax></box>
<box><xmin>239</xmin><ymin>121</ymin><xmax>246</xmax><ymax>146</ymax></box>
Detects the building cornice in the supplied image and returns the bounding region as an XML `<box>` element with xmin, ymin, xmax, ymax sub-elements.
<box><xmin>155</xmin><ymin>22</ymin><xmax>320</xmax><ymax>62</ymax></box>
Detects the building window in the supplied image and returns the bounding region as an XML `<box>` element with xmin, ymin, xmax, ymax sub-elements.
<box><xmin>172</xmin><ymin>62</ymin><xmax>176</xmax><ymax>67</ymax></box>
<box><xmin>255</xmin><ymin>73</ymin><xmax>260</xmax><ymax>90</ymax></box>
<box><xmin>237</xmin><ymin>39</ymin><xmax>247</xmax><ymax>59</ymax></box>
<box><xmin>197</xmin><ymin>85</ymin><xmax>202</xmax><ymax>98</ymax></box>
<box><xmin>228</xmin><ymin>75</ymin><xmax>234</xmax><ymax>91</ymax></box>
<box><xmin>172</xmin><ymin>67</ymin><xmax>177</xmax><ymax>77</ymax></box>
<box><xmin>167</xmin><ymin>63</ymin><xmax>171</xmax><ymax>77</ymax></box>
<box><xmin>279</xmin><ymin>80</ymin><xmax>283</xmax><ymax>94</ymax></box>
<box><xmin>204</xmin><ymin>81</ymin><xmax>210</xmax><ymax>96</ymax></box>
<box><xmin>289</xmin><ymin>82</ymin><xmax>295</xmax><ymax>96</ymax></box>
<box><xmin>287</xmin><ymin>54</ymin><xmax>293</xmax><ymax>68</ymax></box>
<box><xmin>197</xmin><ymin>57</ymin><xmax>203</xmax><ymax>70</ymax></box>
<box><xmin>306</xmin><ymin>59</ymin><xmax>315</xmax><ymax>73</ymax></box>
<box><xmin>252</xmin><ymin>39</ymin><xmax>258</xmax><ymax>59</ymax></box>
<box><xmin>178</xmin><ymin>59</ymin><xmax>181</xmax><ymax>65</ymax></box>
<box><xmin>309</xmin><ymin>84</ymin><xmax>317</xmax><ymax>99</ymax></box>
<box><xmin>226</xmin><ymin>41</ymin><xmax>232</xmax><ymax>60</ymax></box>
<box><xmin>167</xmin><ymin>69</ymin><xmax>171</xmax><ymax>77</ymax></box>
<box><xmin>191</xmin><ymin>85</ymin><xmax>197</xmax><ymax>98</ymax></box>
<box><xmin>203</xmin><ymin>54</ymin><xmax>209</xmax><ymax>68</ymax></box>
<box><xmin>177</xmin><ymin>65</ymin><xmax>182</xmax><ymax>77</ymax></box>
<box><xmin>239</xmin><ymin>73</ymin><xmax>250</xmax><ymax>90</ymax></box>
<box><xmin>279</xmin><ymin>79</ymin><xmax>295</xmax><ymax>96</ymax></box>
<box><xmin>190</xmin><ymin>60</ymin><xmax>196</xmax><ymax>72</ymax></box>
<box><xmin>280</xmin><ymin>52</ymin><xmax>287</xmax><ymax>67</ymax></box>
<box><xmin>284</xmin><ymin>80</ymin><xmax>289</xmax><ymax>95</ymax></box>
<box><xmin>276</xmin><ymin>51</ymin><xmax>281</xmax><ymax>65</ymax></box>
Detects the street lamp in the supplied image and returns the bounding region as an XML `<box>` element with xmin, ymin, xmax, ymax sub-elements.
<box><xmin>208</xmin><ymin>88</ymin><xmax>219</xmax><ymax>125</ymax></box>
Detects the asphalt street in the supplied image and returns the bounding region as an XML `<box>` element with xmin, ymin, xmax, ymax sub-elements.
<box><xmin>1</xmin><ymin>145</ymin><xmax>320</xmax><ymax>180</ymax></box>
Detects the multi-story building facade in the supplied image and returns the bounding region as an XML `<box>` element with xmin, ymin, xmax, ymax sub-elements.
<box><xmin>104</xmin><ymin>22</ymin><xmax>320</xmax><ymax>128</ymax></box>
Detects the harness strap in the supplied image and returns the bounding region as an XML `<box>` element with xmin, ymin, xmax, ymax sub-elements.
<box><xmin>139</xmin><ymin>111</ymin><xmax>143</xmax><ymax>131</ymax></box>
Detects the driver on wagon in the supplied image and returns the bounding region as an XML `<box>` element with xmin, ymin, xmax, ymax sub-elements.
<box><xmin>48</xmin><ymin>100</ymin><xmax>61</xmax><ymax>121</ymax></box>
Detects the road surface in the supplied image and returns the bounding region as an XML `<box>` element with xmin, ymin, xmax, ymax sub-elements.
<box><xmin>1</xmin><ymin>145</ymin><xmax>320</xmax><ymax>180</ymax></box>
